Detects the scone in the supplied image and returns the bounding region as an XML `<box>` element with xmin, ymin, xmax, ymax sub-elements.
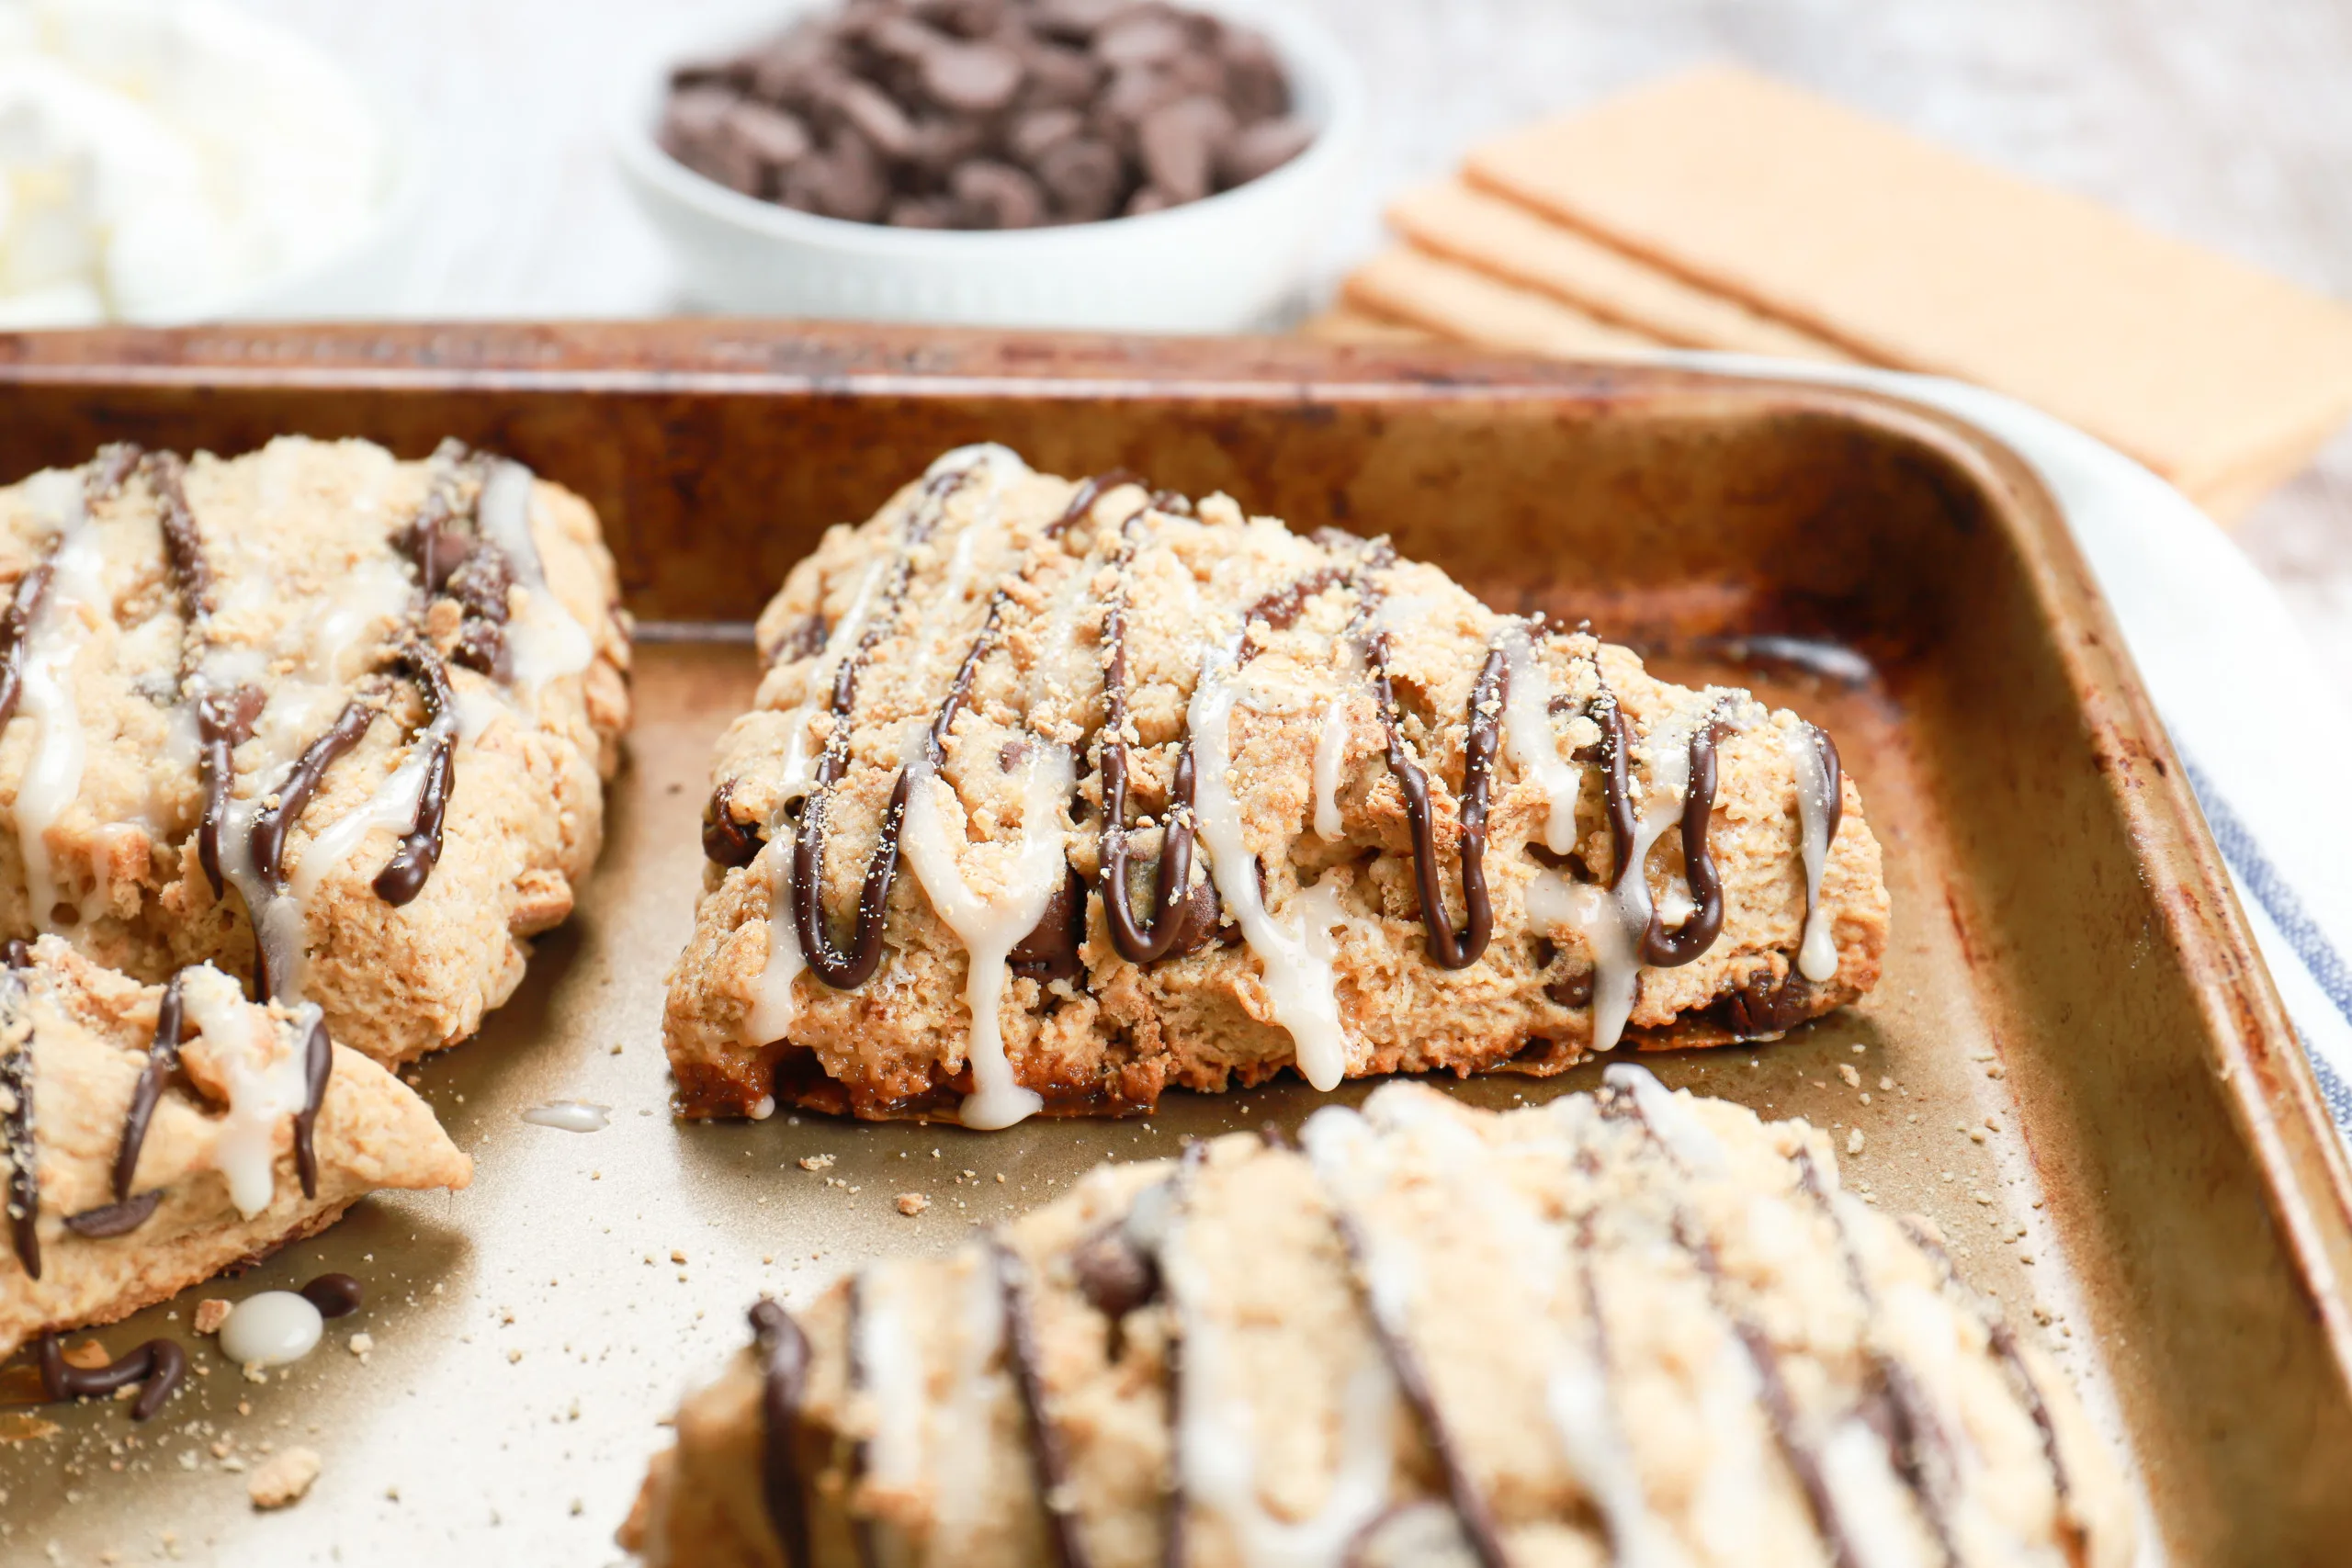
<box><xmin>665</xmin><ymin>445</ymin><xmax>1887</xmax><ymax>1126</ymax></box>
<box><xmin>0</xmin><ymin>437</ymin><xmax>631</xmax><ymax>1066</ymax></box>
<box><xmin>623</xmin><ymin>1067</ymin><xmax>2132</xmax><ymax>1568</ymax></box>
<box><xmin>1</xmin><ymin>934</ymin><xmax>470</xmax><ymax>1362</ymax></box>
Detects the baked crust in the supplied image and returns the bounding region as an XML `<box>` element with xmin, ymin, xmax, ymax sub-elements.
<box><xmin>0</xmin><ymin>437</ymin><xmax>631</xmax><ymax>1066</ymax></box>
<box><xmin>627</xmin><ymin>1072</ymin><xmax>2132</xmax><ymax>1568</ymax></box>
<box><xmin>664</xmin><ymin>446</ymin><xmax>1888</xmax><ymax>1125</ymax></box>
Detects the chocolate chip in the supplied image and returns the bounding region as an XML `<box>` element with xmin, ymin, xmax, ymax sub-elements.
<box><xmin>1010</xmin><ymin>865</ymin><xmax>1085</xmax><ymax>981</ymax></box>
<box><xmin>1032</xmin><ymin>0</ymin><xmax>1134</xmax><ymax>41</ymax></box>
<box><xmin>1035</xmin><ymin>136</ymin><xmax>1123</xmax><ymax>220</ymax></box>
<box><xmin>659</xmin><ymin>0</ymin><xmax>1294</xmax><ymax>227</ymax></box>
<box><xmin>1216</xmin><ymin>115</ymin><xmax>1311</xmax><ymax>188</ymax></box>
<box><xmin>1009</xmin><ymin>106</ymin><xmax>1084</xmax><ymax>164</ymax></box>
<box><xmin>952</xmin><ymin>159</ymin><xmax>1046</xmax><ymax>228</ymax></box>
<box><xmin>1137</xmin><ymin>94</ymin><xmax>1233</xmax><ymax>202</ymax></box>
<box><xmin>1070</xmin><ymin>1223</ymin><xmax>1160</xmax><ymax>1317</ymax></box>
<box><xmin>834</xmin><ymin>78</ymin><xmax>916</xmax><ymax>158</ymax></box>
<box><xmin>1095</xmin><ymin>7</ymin><xmax>1188</xmax><ymax>67</ymax></box>
<box><xmin>1019</xmin><ymin>42</ymin><xmax>1102</xmax><ymax>109</ymax></box>
<box><xmin>923</xmin><ymin>40</ymin><xmax>1024</xmax><ymax>113</ymax></box>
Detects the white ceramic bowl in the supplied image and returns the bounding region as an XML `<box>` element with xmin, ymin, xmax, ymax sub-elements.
<box><xmin>610</xmin><ymin>2</ymin><xmax>1366</xmax><ymax>330</ymax></box>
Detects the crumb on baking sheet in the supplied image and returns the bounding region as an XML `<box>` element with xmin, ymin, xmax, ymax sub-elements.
<box><xmin>895</xmin><ymin>1192</ymin><xmax>930</xmax><ymax>1217</ymax></box>
<box><xmin>193</xmin><ymin>1300</ymin><xmax>232</xmax><ymax>1336</ymax></box>
<box><xmin>797</xmin><ymin>1155</ymin><xmax>834</xmax><ymax>1172</ymax></box>
<box><xmin>247</xmin><ymin>1447</ymin><xmax>321</xmax><ymax>1510</ymax></box>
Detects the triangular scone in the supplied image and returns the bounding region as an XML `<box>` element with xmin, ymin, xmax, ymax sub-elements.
<box><xmin>0</xmin><ymin>437</ymin><xmax>630</xmax><ymax>1068</ymax></box>
<box><xmin>664</xmin><ymin>446</ymin><xmax>1889</xmax><ymax>1126</ymax></box>
<box><xmin>0</xmin><ymin>936</ymin><xmax>469</xmax><ymax>1359</ymax></box>
<box><xmin>627</xmin><ymin>1072</ymin><xmax>2132</xmax><ymax>1568</ymax></box>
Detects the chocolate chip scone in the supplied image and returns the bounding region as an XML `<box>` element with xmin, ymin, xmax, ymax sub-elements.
<box><xmin>1</xmin><ymin>934</ymin><xmax>469</xmax><ymax>1365</ymax></box>
<box><xmin>0</xmin><ymin>437</ymin><xmax>630</xmax><ymax>1066</ymax></box>
<box><xmin>667</xmin><ymin>446</ymin><xmax>1887</xmax><ymax>1127</ymax></box>
<box><xmin>624</xmin><ymin>1068</ymin><xmax>2132</xmax><ymax>1568</ymax></box>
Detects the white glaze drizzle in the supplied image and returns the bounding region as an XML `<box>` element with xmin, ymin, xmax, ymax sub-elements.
<box><xmin>899</xmin><ymin>746</ymin><xmax>1071</xmax><ymax>1130</ymax></box>
<box><xmin>217</xmin><ymin>1290</ymin><xmax>323</xmax><ymax>1368</ymax></box>
<box><xmin>1786</xmin><ymin>725</ymin><xmax>1840</xmax><ymax>984</ymax></box>
<box><xmin>520</xmin><ymin>1100</ymin><xmax>609</xmax><ymax>1133</ymax></box>
<box><xmin>742</xmin><ymin>840</ymin><xmax>805</xmax><ymax>1046</ymax></box>
<box><xmin>1818</xmin><ymin>1419</ymin><xmax>1940</xmax><ymax>1568</ymax></box>
<box><xmin>1159</xmin><ymin>1185</ymin><xmax>1397</xmax><ymax>1568</ymax></box>
<box><xmin>183</xmin><ymin>964</ymin><xmax>312</xmax><ymax>1218</ymax></box>
<box><xmin>1310</xmin><ymin>697</ymin><xmax>1348</xmax><ymax>840</ymax></box>
<box><xmin>475</xmin><ymin>458</ymin><xmax>593</xmax><ymax>689</ymax></box>
<box><xmin>1526</xmin><ymin>869</ymin><xmax>1640</xmax><ymax>1051</ymax></box>
<box><xmin>1498</xmin><ymin>622</ymin><xmax>1582</xmax><ymax>855</ymax></box>
<box><xmin>1188</xmin><ymin>641</ymin><xmax>1351</xmax><ymax>1089</ymax></box>
<box><xmin>1600</xmin><ymin>1062</ymin><xmax>1729</xmax><ymax>1176</ymax></box>
<box><xmin>854</xmin><ymin>1261</ymin><xmax>928</xmax><ymax>1501</ymax></box>
<box><xmin>13</xmin><ymin>471</ymin><xmax>100</xmax><ymax>930</ymax></box>
<box><xmin>1321</xmin><ymin>1091</ymin><xmax>1684</xmax><ymax>1568</ymax></box>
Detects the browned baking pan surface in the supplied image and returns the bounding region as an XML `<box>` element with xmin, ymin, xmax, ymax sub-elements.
<box><xmin>0</xmin><ymin>323</ymin><xmax>2346</xmax><ymax>1565</ymax></box>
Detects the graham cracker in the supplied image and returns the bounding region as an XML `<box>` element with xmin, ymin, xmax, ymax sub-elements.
<box><xmin>1387</xmin><ymin>180</ymin><xmax>1858</xmax><ymax>364</ymax></box>
<box><xmin>1299</xmin><ymin>303</ymin><xmax>1442</xmax><ymax>345</ymax></box>
<box><xmin>1466</xmin><ymin>64</ymin><xmax>2352</xmax><ymax>500</ymax></box>
<box><xmin>1340</xmin><ymin>246</ymin><xmax>1667</xmax><ymax>360</ymax></box>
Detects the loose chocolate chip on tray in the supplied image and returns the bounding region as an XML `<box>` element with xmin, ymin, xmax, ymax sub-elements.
<box><xmin>657</xmin><ymin>0</ymin><xmax>1306</xmax><ymax>229</ymax></box>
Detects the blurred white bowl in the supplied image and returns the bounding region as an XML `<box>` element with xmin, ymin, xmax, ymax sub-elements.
<box><xmin>610</xmin><ymin>3</ymin><xmax>1365</xmax><ymax>331</ymax></box>
<box><xmin>0</xmin><ymin>0</ymin><xmax>425</xmax><ymax>328</ymax></box>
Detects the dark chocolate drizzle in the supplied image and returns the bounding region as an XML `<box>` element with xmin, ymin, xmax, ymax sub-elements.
<box><xmin>1898</xmin><ymin>1215</ymin><xmax>2075</xmax><ymax>1510</ymax></box>
<box><xmin>35</xmin><ymin>1330</ymin><xmax>186</xmax><ymax>1422</ymax></box>
<box><xmin>1795</xmin><ymin>1152</ymin><xmax>1962</xmax><ymax>1565</ymax></box>
<box><xmin>1800</xmin><ymin>723</ymin><xmax>1844</xmax><ymax>936</ymax></box>
<box><xmin>401</xmin><ymin>441</ymin><xmax>514</xmax><ymax>678</ymax></box>
<box><xmin>1592</xmin><ymin>687</ymin><xmax>1635</xmax><ymax>888</ymax></box>
<box><xmin>108</xmin><ymin>968</ymin><xmax>187</xmax><ymax>1206</ymax></box>
<box><xmin>372</xmin><ymin>646</ymin><xmax>458</xmax><ymax>907</ymax></box>
<box><xmin>292</xmin><ymin>1011</ymin><xmax>331</xmax><ymax>1201</ymax></box>
<box><xmin>249</xmin><ymin>701</ymin><xmax>378</xmax><ymax>890</ymax></box>
<box><xmin>791</xmin><ymin>466</ymin><xmax>976</xmax><ymax>989</ymax></box>
<box><xmin>62</xmin><ymin>1191</ymin><xmax>161</xmax><ymax>1237</ymax></box>
<box><xmin>1601</xmin><ymin>1080</ymin><xmax>1860</xmax><ymax>1568</ymax></box>
<box><xmin>0</xmin><ymin>448</ymin><xmax>141</xmax><ymax>733</ymax></box>
<box><xmin>1322</xmin><ymin>1197</ymin><xmax>1510</xmax><ymax>1568</ymax></box>
<box><xmin>844</xmin><ymin>1271</ymin><xmax>885</xmax><ymax>1568</ymax></box>
<box><xmin>2</xmin><ymin>940</ymin><xmax>35</xmax><ymax>1279</ymax></box>
<box><xmin>749</xmin><ymin>1296</ymin><xmax>815</xmax><ymax>1568</ymax></box>
<box><xmin>1350</xmin><ymin>551</ymin><xmax>1499</xmax><ymax>970</ymax></box>
<box><xmin>300</xmin><ymin>1271</ymin><xmax>365</xmax><ymax>1319</ymax></box>
<box><xmin>143</xmin><ymin>451</ymin><xmax>214</xmax><ymax>618</ymax></box>
<box><xmin>193</xmin><ymin>684</ymin><xmax>266</xmax><ymax>898</ymax></box>
<box><xmin>1639</xmin><ymin>714</ymin><xmax>1733</xmax><ymax>968</ymax></box>
<box><xmin>991</xmin><ymin>1233</ymin><xmax>1093</xmax><ymax>1568</ymax></box>
<box><xmin>0</xmin><ymin>558</ymin><xmax>54</xmax><ymax>733</ymax></box>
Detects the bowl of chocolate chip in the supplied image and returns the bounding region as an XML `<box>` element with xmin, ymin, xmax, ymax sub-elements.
<box><xmin>613</xmin><ymin>0</ymin><xmax>1363</xmax><ymax>329</ymax></box>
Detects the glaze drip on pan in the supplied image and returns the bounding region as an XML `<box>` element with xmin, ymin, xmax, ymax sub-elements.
<box><xmin>671</xmin><ymin>447</ymin><xmax>1891</xmax><ymax>1127</ymax></box>
<box><xmin>626</xmin><ymin>1074</ymin><xmax>2134</xmax><ymax>1568</ymax></box>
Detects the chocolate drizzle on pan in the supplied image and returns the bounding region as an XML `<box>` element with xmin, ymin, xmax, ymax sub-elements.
<box><xmin>36</xmin><ymin>1329</ymin><xmax>186</xmax><ymax>1421</ymax></box>
<box><xmin>2</xmin><ymin>940</ymin><xmax>36</xmax><ymax>1277</ymax></box>
<box><xmin>749</xmin><ymin>1296</ymin><xmax>816</xmax><ymax>1568</ymax></box>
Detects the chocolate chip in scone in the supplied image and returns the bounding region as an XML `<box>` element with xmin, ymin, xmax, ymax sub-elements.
<box><xmin>1070</xmin><ymin>1222</ymin><xmax>1160</xmax><ymax>1318</ymax></box>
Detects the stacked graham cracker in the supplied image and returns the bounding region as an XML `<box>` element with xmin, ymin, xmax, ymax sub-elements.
<box><xmin>1321</xmin><ymin>65</ymin><xmax>2352</xmax><ymax>522</ymax></box>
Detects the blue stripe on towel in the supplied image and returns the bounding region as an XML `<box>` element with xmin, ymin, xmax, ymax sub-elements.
<box><xmin>2185</xmin><ymin>757</ymin><xmax>2352</xmax><ymax>1129</ymax></box>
